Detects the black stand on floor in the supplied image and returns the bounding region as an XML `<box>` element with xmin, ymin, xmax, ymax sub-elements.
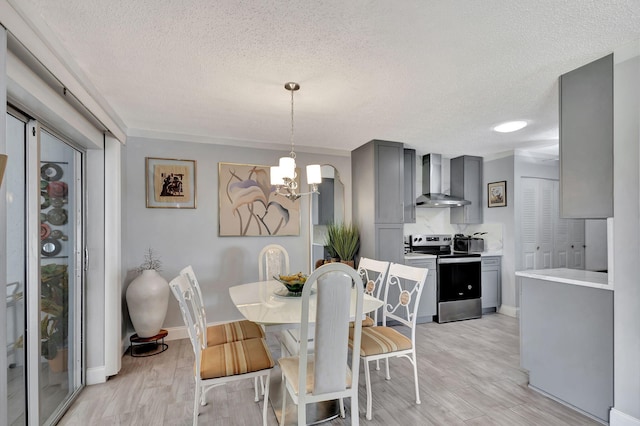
<box><xmin>129</xmin><ymin>329</ymin><xmax>169</xmax><ymax>357</ymax></box>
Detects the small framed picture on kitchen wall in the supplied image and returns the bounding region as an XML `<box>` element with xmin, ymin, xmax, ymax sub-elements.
<box><xmin>488</xmin><ymin>181</ymin><xmax>507</xmax><ymax>207</ymax></box>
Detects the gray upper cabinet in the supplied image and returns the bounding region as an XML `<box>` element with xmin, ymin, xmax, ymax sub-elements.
<box><xmin>559</xmin><ymin>54</ymin><xmax>613</xmax><ymax>219</ymax></box>
<box><xmin>450</xmin><ymin>155</ymin><xmax>483</xmax><ymax>224</ymax></box>
<box><xmin>403</xmin><ymin>148</ymin><xmax>416</xmax><ymax>223</ymax></box>
<box><xmin>352</xmin><ymin>139</ymin><xmax>405</xmax><ymax>263</ymax></box>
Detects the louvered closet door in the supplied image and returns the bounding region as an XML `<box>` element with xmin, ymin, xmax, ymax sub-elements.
<box><xmin>520</xmin><ymin>178</ymin><xmax>554</xmax><ymax>270</ymax></box>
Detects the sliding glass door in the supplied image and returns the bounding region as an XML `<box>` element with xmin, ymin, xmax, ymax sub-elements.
<box><xmin>37</xmin><ymin>127</ymin><xmax>84</xmax><ymax>424</ymax></box>
<box><xmin>4</xmin><ymin>111</ymin><xmax>84</xmax><ymax>426</ymax></box>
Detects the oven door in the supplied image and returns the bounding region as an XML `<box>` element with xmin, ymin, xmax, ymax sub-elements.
<box><xmin>438</xmin><ymin>257</ymin><xmax>481</xmax><ymax>302</ymax></box>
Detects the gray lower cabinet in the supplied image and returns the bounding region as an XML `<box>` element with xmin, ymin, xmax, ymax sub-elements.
<box><xmin>450</xmin><ymin>155</ymin><xmax>483</xmax><ymax>224</ymax></box>
<box><xmin>520</xmin><ymin>275</ymin><xmax>613</xmax><ymax>423</ymax></box>
<box><xmin>481</xmin><ymin>256</ymin><xmax>501</xmax><ymax>310</ymax></box>
<box><xmin>559</xmin><ymin>54</ymin><xmax>613</xmax><ymax>218</ymax></box>
<box><xmin>404</xmin><ymin>257</ymin><xmax>437</xmax><ymax>323</ymax></box>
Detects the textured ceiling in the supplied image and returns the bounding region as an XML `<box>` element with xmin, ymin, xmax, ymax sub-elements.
<box><xmin>14</xmin><ymin>0</ymin><xmax>640</xmax><ymax>157</ymax></box>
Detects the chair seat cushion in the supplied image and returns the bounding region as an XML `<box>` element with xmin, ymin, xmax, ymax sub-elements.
<box><xmin>349</xmin><ymin>315</ymin><xmax>375</xmax><ymax>328</ymax></box>
<box><xmin>200</xmin><ymin>338</ymin><xmax>274</xmax><ymax>379</ymax></box>
<box><xmin>349</xmin><ymin>326</ymin><xmax>412</xmax><ymax>356</ymax></box>
<box><xmin>207</xmin><ymin>320</ymin><xmax>264</xmax><ymax>346</ymax></box>
<box><xmin>278</xmin><ymin>355</ymin><xmax>352</xmax><ymax>395</ymax></box>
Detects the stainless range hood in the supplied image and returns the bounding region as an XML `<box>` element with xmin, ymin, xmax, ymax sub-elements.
<box><xmin>416</xmin><ymin>154</ymin><xmax>471</xmax><ymax>207</ymax></box>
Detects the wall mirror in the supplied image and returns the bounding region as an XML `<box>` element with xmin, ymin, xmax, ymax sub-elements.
<box><xmin>309</xmin><ymin>164</ymin><xmax>345</xmax><ymax>270</ymax></box>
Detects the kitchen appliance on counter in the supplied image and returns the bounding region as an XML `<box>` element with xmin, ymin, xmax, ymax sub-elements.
<box><xmin>453</xmin><ymin>233</ymin><xmax>486</xmax><ymax>253</ymax></box>
<box><xmin>410</xmin><ymin>234</ymin><xmax>482</xmax><ymax>323</ymax></box>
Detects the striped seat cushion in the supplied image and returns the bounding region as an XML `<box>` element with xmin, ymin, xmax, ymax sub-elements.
<box><xmin>349</xmin><ymin>326</ymin><xmax>412</xmax><ymax>356</ymax></box>
<box><xmin>278</xmin><ymin>355</ymin><xmax>352</xmax><ymax>395</ymax></box>
<box><xmin>207</xmin><ymin>320</ymin><xmax>264</xmax><ymax>346</ymax></box>
<box><xmin>349</xmin><ymin>315</ymin><xmax>375</xmax><ymax>328</ymax></box>
<box><xmin>200</xmin><ymin>338</ymin><xmax>274</xmax><ymax>380</ymax></box>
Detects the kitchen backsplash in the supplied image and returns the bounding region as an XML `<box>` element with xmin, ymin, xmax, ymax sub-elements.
<box><xmin>404</xmin><ymin>208</ymin><xmax>503</xmax><ymax>253</ymax></box>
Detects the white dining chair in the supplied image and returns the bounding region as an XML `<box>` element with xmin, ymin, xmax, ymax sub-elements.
<box><xmin>349</xmin><ymin>262</ymin><xmax>428</xmax><ymax>420</ymax></box>
<box><xmin>278</xmin><ymin>263</ymin><xmax>364</xmax><ymax>425</ymax></box>
<box><xmin>356</xmin><ymin>257</ymin><xmax>390</xmax><ymax>327</ymax></box>
<box><xmin>180</xmin><ymin>265</ymin><xmax>266</xmax><ymax>396</ymax></box>
<box><xmin>169</xmin><ymin>274</ymin><xmax>274</xmax><ymax>426</ymax></box>
<box><xmin>258</xmin><ymin>244</ymin><xmax>290</xmax><ymax>281</ymax></box>
<box><xmin>180</xmin><ymin>265</ymin><xmax>264</xmax><ymax>346</ymax></box>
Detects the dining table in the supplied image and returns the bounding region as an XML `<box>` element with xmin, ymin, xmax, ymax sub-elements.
<box><xmin>229</xmin><ymin>278</ymin><xmax>383</xmax><ymax>425</ymax></box>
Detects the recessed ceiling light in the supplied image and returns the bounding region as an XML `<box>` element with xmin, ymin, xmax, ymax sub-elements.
<box><xmin>493</xmin><ymin>121</ymin><xmax>528</xmax><ymax>133</ymax></box>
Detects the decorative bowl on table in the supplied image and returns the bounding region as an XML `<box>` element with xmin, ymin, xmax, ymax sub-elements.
<box><xmin>273</xmin><ymin>273</ymin><xmax>308</xmax><ymax>294</ymax></box>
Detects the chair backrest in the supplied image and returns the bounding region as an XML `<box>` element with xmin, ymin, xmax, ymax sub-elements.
<box><xmin>169</xmin><ymin>274</ymin><xmax>206</xmax><ymax>372</ymax></box>
<box><xmin>298</xmin><ymin>263</ymin><xmax>364</xmax><ymax>396</ymax></box>
<box><xmin>180</xmin><ymin>265</ymin><xmax>208</xmax><ymax>346</ymax></box>
<box><xmin>357</xmin><ymin>257</ymin><xmax>390</xmax><ymax>324</ymax></box>
<box><xmin>258</xmin><ymin>244</ymin><xmax>290</xmax><ymax>281</ymax></box>
<box><xmin>381</xmin><ymin>263</ymin><xmax>428</xmax><ymax>342</ymax></box>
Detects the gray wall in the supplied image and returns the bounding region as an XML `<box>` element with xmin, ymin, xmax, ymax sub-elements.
<box><xmin>612</xmin><ymin>49</ymin><xmax>640</xmax><ymax>422</ymax></box>
<box><xmin>483</xmin><ymin>155</ymin><xmax>516</xmax><ymax>312</ymax></box>
<box><xmin>122</xmin><ymin>136</ymin><xmax>351</xmax><ymax>331</ymax></box>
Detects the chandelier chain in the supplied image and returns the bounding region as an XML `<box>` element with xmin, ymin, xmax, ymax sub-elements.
<box><xmin>289</xmin><ymin>85</ymin><xmax>296</xmax><ymax>159</ymax></box>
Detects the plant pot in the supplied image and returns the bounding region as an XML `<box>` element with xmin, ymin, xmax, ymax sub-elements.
<box><xmin>340</xmin><ymin>260</ymin><xmax>355</xmax><ymax>268</ymax></box>
<box><xmin>126</xmin><ymin>269</ymin><xmax>170</xmax><ymax>338</ymax></box>
<box><xmin>48</xmin><ymin>347</ymin><xmax>68</xmax><ymax>373</ymax></box>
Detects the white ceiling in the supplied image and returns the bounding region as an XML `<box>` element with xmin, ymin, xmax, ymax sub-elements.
<box><xmin>13</xmin><ymin>0</ymin><xmax>640</xmax><ymax>157</ymax></box>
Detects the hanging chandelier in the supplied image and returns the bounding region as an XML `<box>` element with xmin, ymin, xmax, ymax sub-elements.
<box><xmin>270</xmin><ymin>82</ymin><xmax>321</xmax><ymax>201</ymax></box>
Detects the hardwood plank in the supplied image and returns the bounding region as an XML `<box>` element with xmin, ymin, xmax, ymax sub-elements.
<box><xmin>57</xmin><ymin>314</ymin><xmax>603</xmax><ymax>426</ymax></box>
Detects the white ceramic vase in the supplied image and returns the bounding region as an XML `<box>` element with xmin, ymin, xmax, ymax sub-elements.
<box><xmin>126</xmin><ymin>269</ymin><xmax>169</xmax><ymax>338</ymax></box>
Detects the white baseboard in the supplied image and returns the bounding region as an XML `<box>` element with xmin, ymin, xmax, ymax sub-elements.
<box><xmin>86</xmin><ymin>366</ymin><xmax>107</xmax><ymax>385</ymax></box>
<box><xmin>498</xmin><ymin>304</ymin><xmax>518</xmax><ymax>318</ymax></box>
<box><xmin>163</xmin><ymin>325</ymin><xmax>188</xmax><ymax>341</ymax></box>
<box><xmin>611</xmin><ymin>408</ymin><xmax>640</xmax><ymax>426</ymax></box>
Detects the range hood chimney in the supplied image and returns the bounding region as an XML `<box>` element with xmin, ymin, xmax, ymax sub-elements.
<box><xmin>416</xmin><ymin>154</ymin><xmax>471</xmax><ymax>207</ymax></box>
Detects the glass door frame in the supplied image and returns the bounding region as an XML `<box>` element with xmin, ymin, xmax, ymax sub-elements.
<box><xmin>25</xmin><ymin>119</ymin><xmax>85</xmax><ymax>426</ymax></box>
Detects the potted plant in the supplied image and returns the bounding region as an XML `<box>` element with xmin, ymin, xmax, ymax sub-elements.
<box><xmin>126</xmin><ymin>249</ymin><xmax>170</xmax><ymax>338</ymax></box>
<box><xmin>325</xmin><ymin>222</ymin><xmax>360</xmax><ymax>267</ymax></box>
<box><xmin>40</xmin><ymin>263</ymin><xmax>69</xmax><ymax>371</ymax></box>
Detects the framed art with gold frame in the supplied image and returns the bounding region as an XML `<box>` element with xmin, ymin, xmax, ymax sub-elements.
<box><xmin>146</xmin><ymin>157</ymin><xmax>196</xmax><ymax>208</ymax></box>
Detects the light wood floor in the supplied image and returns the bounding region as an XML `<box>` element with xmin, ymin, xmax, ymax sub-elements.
<box><xmin>58</xmin><ymin>314</ymin><xmax>601</xmax><ymax>425</ymax></box>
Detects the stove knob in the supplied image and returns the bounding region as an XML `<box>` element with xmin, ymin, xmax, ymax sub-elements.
<box><xmin>468</xmin><ymin>285</ymin><xmax>472</xmax><ymax>290</ymax></box>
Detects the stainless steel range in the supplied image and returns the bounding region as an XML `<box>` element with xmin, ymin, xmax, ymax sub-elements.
<box><xmin>409</xmin><ymin>234</ymin><xmax>482</xmax><ymax>323</ymax></box>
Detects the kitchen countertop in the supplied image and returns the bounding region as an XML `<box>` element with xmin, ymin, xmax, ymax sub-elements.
<box><xmin>404</xmin><ymin>253</ymin><xmax>437</xmax><ymax>259</ymax></box>
<box><xmin>516</xmin><ymin>268</ymin><xmax>611</xmax><ymax>291</ymax></box>
<box><xmin>404</xmin><ymin>251</ymin><xmax>502</xmax><ymax>259</ymax></box>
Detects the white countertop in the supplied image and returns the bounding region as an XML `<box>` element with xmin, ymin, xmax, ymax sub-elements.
<box><xmin>404</xmin><ymin>253</ymin><xmax>437</xmax><ymax>260</ymax></box>
<box><xmin>516</xmin><ymin>268</ymin><xmax>612</xmax><ymax>291</ymax></box>
<box><xmin>481</xmin><ymin>251</ymin><xmax>502</xmax><ymax>257</ymax></box>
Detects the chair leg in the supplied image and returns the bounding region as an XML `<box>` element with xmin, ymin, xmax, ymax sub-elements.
<box><xmin>375</xmin><ymin>359</ymin><xmax>380</xmax><ymax>371</ymax></box>
<box><xmin>385</xmin><ymin>356</ymin><xmax>391</xmax><ymax>380</ymax></box>
<box><xmin>280</xmin><ymin>373</ymin><xmax>286</xmax><ymax>425</ymax></box>
<box><xmin>297</xmin><ymin>398</ymin><xmax>306</xmax><ymax>426</ymax></box>
<box><xmin>364</xmin><ymin>359</ymin><xmax>373</xmax><ymax>420</ymax></box>
<box><xmin>411</xmin><ymin>352</ymin><xmax>421</xmax><ymax>404</ymax></box>
<box><xmin>193</xmin><ymin>378</ymin><xmax>201</xmax><ymax>426</ymax></box>
<box><xmin>253</xmin><ymin>377</ymin><xmax>260</xmax><ymax>402</ymax></box>
<box><xmin>339</xmin><ymin>397</ymin><xmax>346</xmax><ymax>418</ymax></box>
<box><xmin>260</xmin><ymin>376</ymin><xmax>265</xmax><ymax>395</ymax></box>
<box><xmin>262</xmin><ymin>373</ymin><xmax>271</xmax><ymax>426</ymax></box>
<box><xmin>351</xmin><ymin>389</ymin><xmax>359</xmax><ymax>426</ymax></box>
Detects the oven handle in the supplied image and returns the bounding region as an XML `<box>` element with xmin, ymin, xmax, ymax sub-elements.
<box><xmin>438</xmin><ymin>257</ymin><xmax>481</xmax><ymax>264</ymax></box>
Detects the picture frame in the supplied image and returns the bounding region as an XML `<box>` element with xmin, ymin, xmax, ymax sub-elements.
<box><xmin>488</xmin><ymin>180</ymin><xmax>507</xmax><ymax>208</ymax></box>
<box><xmin>218</xmin><ymin>162</ymin><xmax>300</xmax><ymax>236</ymax></box>
<box><xmin>145</xmin><ymin>157</ymin><xmax>196</xmax><ymax>208</ymax></box>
